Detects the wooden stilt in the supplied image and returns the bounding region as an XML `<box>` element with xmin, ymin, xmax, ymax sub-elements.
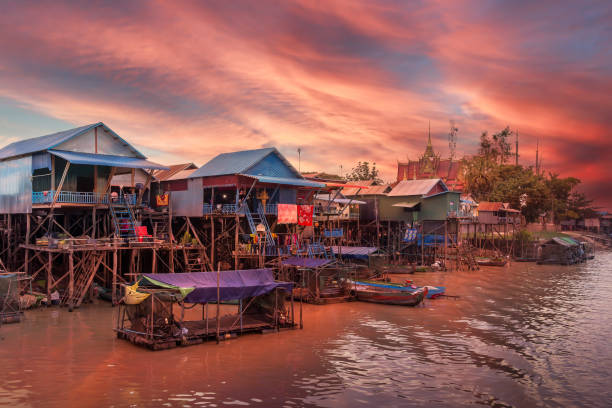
<box><xmin>112</xmin><ymin>249</ymin><xmax>118</xmax><ymax>305</ymax></box>
<box><xmin>68</xmin><ymin>250</ymin><xmax>74</xmax><ymax>311</ymax></box>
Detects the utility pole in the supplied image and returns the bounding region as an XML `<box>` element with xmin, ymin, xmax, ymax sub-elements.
<box><xmin>297</xmin><ymin>147</ymin><xmax>302</xmax><ymax>173</ymax></box>
<box><xmin>535</xmin><ymin>138</ymin><xmax>539</xmax><ymax>176</ymax></box>
<box><xmin>515</xmin><ymin>130</ymin><xmax>519</xmax><ymax>166</ymax></box>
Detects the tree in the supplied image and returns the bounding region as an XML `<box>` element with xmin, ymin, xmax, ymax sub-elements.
<box><xmin>462</xmin><ymin>126</ymin><xmax>594</xmax><ymax>223</ymax></box>
<box><xmin>345</xmin><ymin>161</ymin><xmax>382</xmax><ymax>184</ymax></box>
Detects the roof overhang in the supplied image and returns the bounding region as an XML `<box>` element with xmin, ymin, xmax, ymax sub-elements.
<box><xmin>246</xmin><ymin>174</ymin><xmax>325</xmax><ymax>188</ymax></box>
<box><xmin>392</xmin><ymin>201</ymin><xmax>421</xmax><ymax>209</ymax></box>
<box><xmin>49</xmin><ymin>150</ymin><xmax>169</xmax><ymax>170</ymax></box>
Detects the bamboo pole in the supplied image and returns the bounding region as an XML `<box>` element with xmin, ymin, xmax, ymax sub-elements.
<box><xmin>47</xmin><ymin>252</ymin><xmax>52</xmax><ymax>306</ymax></box>
<box><xmin>68</xmin><ymin>250</ymin><xmax>74</xmax><ymax>311</ymax></box>
<box><xmin>216</xmin><ymin>262</ymin><xmax>220</xmax><ymax>343</ymax></box>
<box><xmin>112</xmin><ymin>249</ymin><xmax>118</xmax><ymax>305</ymax></box>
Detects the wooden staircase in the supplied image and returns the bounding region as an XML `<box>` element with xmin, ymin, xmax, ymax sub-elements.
<box><xmin>183</xmin><ymin>248</ymin><xmax>209</xmax><ymax>272</ymax></box>
<box><xmin>110</xmin><ymin>190</ymin><xmax>138</xmax><ymax>239</ymax></box>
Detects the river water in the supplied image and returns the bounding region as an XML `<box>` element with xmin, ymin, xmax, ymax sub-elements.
<box><xmin>1</xmin><ymin>252</ymin><xmax>611</xmax><ymax>407</ymax></box>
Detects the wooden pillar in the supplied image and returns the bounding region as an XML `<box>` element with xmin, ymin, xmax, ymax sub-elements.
<box><xmin>152</xmin><ymin>248</ymin><xmax>157</xmax><ymax>274</ymax></box>
<box><xmin>234</xmin><ymin>214</ymin><xmax>239</xmax><ymax>269</ymax></box>
<box><xmin>47</xmin><ymin>251</ymin><xmax>52</xmax><ymax>305</ymax></box>
<box><xmin>375</xmin><ymin>197</ymin><xmax>380</xmax><ymax>249</ymax></box>
<box><xmin>444</xmin><ymin>219</ymin><xmax>448</xmax><ymax>270</ymax></box>
<box><xmin>92</xmin><ymin>207</ymin><xmax>97</xmax><ymax>238</ymax></box>
<box><xmin>25</xmin><ymin>215</ymin><xmax>31</xmax><ymax>275</ymax></box>
<box><xmin>210</xmin><ymin>217</ymin><xmax>215</xmax><ymax>268</ymax></box>
<box><xmin>68</xmin><ymin>250</ymin><xmax>74</xmax><ymax>311</ymax></box>
<box><xmin>112</xmin><ymin>249</ymin><xmax>118</xmax><ymax>305</ymax></box>
<box><xmin>216</xmin><ymin>262</ymin><xmax>220</xmax><ymax>343</ymax></box>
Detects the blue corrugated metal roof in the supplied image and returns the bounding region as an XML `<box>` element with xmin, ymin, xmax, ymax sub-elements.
<box><xmin>0</xmin><ymin>122</ymin><xmax>146</xmax><ymax>160</ymax></box>
<box><xmin>189</xmin><ymin>147</ymin><xmax>302</xmax><ymax>179</ymax></box>
<box><xmin>49</xmin><ymin>150</ymin><xmax>169</xmax><ymax>170</ymax></box>
<box><xmin>249</xmin><ymin>175</ymin><xmax>324</xmax><ymax>188</ymax></box>
<box><xmin>189</xmin><ymin>148</ymin><xmax>275</xmax><ymax>178</ymax></box>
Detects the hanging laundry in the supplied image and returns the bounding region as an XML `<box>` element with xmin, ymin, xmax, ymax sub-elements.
<box><xmin>298</xmin><ymin>205</ymin><xmax>313</xmax><ymax>226</ymax></box>
<box><xmin>277</xmin><ymin>204</ymin><xmax>297</xmax><ymax>224</ymax></box>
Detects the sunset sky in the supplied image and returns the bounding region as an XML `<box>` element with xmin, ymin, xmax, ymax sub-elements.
<box><xmin>0</xmin><ymin>1</ymin><xmax>610</xmax><ymax>208</ymax></box>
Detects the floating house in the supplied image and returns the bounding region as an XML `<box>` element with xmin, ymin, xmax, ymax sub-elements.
<box><xmin>537</xmin><ymin>237</ymin><xmax>584</xmax><ymax>265</ymax></box>
<box><xmin>115</xmin><ymin>268</ymin><xmax>298</xmax><ymax>350</ymax></box>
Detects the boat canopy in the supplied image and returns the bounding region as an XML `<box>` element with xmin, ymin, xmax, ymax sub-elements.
<box><xmin>551</xmin><ymin>237</ymin><xmax>579</xmax><ymax>247</ymax></box>
<box><xmin>140</xmin><ymin>269</ymin><xmax>293</xmax><ymax>303</ymax></box>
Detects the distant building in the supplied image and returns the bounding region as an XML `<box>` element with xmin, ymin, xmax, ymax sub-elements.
<box><xmin>396</xmin><ymin>130</ymin><xmax>464</xmax><ymax>191</ymax></box>
<box><xmin>477</xmin><ymin>202</ymin><xmax>520</xmax><ymax>225</ymax></box>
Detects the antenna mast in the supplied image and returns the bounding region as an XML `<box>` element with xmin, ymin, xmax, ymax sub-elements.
<box><xmin>448</xmin><ymin>120</ymin><xmax>458</xmax><ymax>161</ymax></box>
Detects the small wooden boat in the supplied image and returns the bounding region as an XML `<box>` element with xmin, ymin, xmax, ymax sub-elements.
<box><xmin>123</xmin><ymin>283</ymin><xmax>150</xmax><ymax>305</ymax></box>
<box><xmin>357</xmin><ymin>280</ymin><xmax>445</xmax><ymax>299</ymax></box>
<box><xmin>514</xmin><ymin>257</ymin><xmax>537</xmax><ymax>262</ymax></box>
<box><xmin>353</xmin><ymin>285</ymin><xmax>427</xmax><ymax>306</ymax></box>
<box><xmin>476</xmin><ymin>257</ymin><xmax>508</xmax><ymax>267</ymax></box>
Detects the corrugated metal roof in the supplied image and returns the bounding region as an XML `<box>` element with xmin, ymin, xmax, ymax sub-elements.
<box><xmin>190</xmin><ymin>148</ymin><xmax>293</xmax><ymax>178</ymax></box>
<box><xmin>166</xmin><ymin>168</ymin><xmax>198</xmax><ymax>181</ymax></box>
<box><xmin>154</xmin><ymin>163</ymin><xmax>197</xmax><ymax>181</ymax></box>
<box><xmin>343</xmin><ymin>184</ymin><xmax>389</xmax><ymax>196</ymax></box>
<box><xmin>49</xmin><ymin>150</ymin><xmax>169</xmax><ymax>170</ymax></box>
<box><xmin>315</xmin><ymin>194</ymin><xmax>366</xmax><ymax>205</ymax></box>
<box><xmin>249</xmin><ymin>175</ymin><xmax>324</xmax><ymax>188</ymax></box>
<box><xmin>0</xmin><ymin>122</ymin><xmax>147</xmax><ymax>160</ymax></box>
<box><xmin>477</xmin><ymin>202</ymin><xmax>504</xmax><ymax>212</ymax></box>
<box><xmin>0</xmin><ymin>123</ymin><xmax>98</xmax><ymax>160</ymax></box>
<box><xmin>387</xmin><ymin>179</ymin><xmax>445</xmax><ymax>197</ymax></box>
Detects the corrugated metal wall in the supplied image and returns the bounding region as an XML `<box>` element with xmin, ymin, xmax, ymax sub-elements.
<box><xmin>0</xmin><ymin>156</ymin><xmax>32</xmax><ymax>214</ymax></box>
<box><xmin>171</xmin><ymin>178</ymin><xmax>203</xmax><ymax>216</ymax></box>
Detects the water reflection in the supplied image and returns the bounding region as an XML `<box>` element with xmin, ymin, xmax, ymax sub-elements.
<box><xmin>1</xmin><ymin>253</ymin><xmax>611</xmax><ymax>407</ymax></box>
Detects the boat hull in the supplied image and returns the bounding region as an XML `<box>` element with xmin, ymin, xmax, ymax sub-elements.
<box><xmin>355</xmin><ymin>287</ymin><xmax>427</xmax><ymax>306</ymax></box>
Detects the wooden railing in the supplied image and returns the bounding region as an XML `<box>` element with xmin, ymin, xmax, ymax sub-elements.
<box><xmin>32</xmin><ymin>191</ymin><xmax>137</xmax><ymax>205</ymax></box>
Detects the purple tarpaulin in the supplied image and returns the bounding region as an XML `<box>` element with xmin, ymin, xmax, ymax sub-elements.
<box><xmin>141</xmin><ymin>269</ymin><xmax>293</xmax><ymax>303</ymax></box>
<box><xmin>282</xmin><ymin>257</ymin><xmax>333</xmax><ymax>268</ymax></box>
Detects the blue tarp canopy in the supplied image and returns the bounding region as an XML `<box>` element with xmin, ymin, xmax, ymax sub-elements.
<box><xmin>282</xmin><ymin>257</ymin><xmax>333</xmax><ymax>268</ymax></box>
<box><xmin>140</xmin><ymin>269</ymin><xmax>293</xmax><ymax>303</ymax></box>
<box><xmin>49</xmin><ymin>150</ymin><xmax>169</xmax><ymax>170</ymax></box>
<box><xmin>331</xmin><ymin>246</ymin><xmax>378</xmax><ymax>260</ymax></box>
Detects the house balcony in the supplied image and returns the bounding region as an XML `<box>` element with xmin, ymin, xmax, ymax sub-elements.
<box><xmin>203</xmin><ymin>203</ymin><xmax>278</xmax><ymax>215</ymax></box>
<box><xmin>32</xmin><ymin>191</ymin><xmax>138</xmax><ymax>206</ymax></box>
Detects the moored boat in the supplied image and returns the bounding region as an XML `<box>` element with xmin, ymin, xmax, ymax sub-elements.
<box><xmin>356</xmin><ymin>279</ymin><xmax>445</xmax><ymax>299</ymax></box>
<box><xmin>353</xmin><ymin>285</ymin><xmax>427</xmax><ymax>306</ymax></box>
<box><xmin>476</xmin><ymin>257</ymin><xmax>508</xmax><ymax>267</ymax></box>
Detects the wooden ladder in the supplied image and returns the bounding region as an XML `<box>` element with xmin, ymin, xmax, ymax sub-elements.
<box><xmin>61</xmin><ymin>253</ymin><xmax>104</xmax><ymax>308</ymax></box>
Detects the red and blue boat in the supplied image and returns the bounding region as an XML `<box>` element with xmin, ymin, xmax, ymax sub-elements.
<box><xmin>350</xmin><ymin>280</ymin><xmax>445</xmax><ymax>299</ymax></box>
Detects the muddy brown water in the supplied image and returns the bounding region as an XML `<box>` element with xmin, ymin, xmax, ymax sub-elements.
<box><xmin>1</xmin><ymin>252</ymin><xmax>611</xmax><ymax>407</ymax></box>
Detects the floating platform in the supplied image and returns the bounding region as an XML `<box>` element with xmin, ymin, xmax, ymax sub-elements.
<box><xmin>116</xmin><ymin>315</ymin><xmax>294</xmax><ymax>351</ymax></box>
